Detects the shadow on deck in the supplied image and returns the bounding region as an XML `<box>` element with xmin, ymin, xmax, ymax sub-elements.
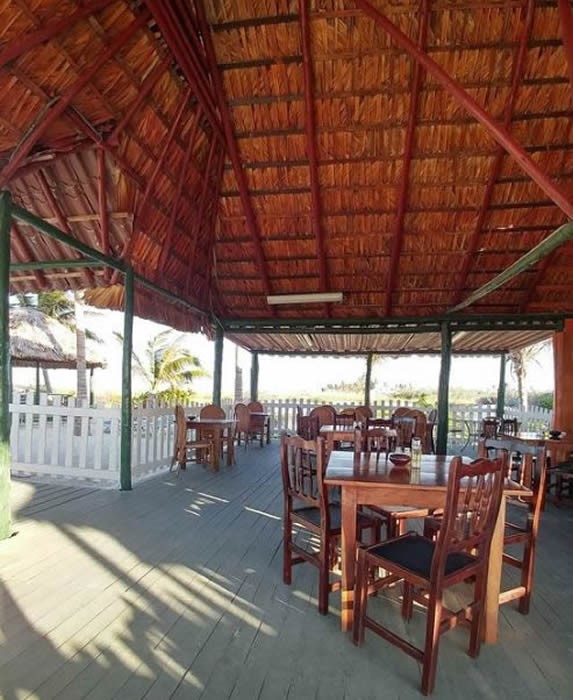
<box><xmin>1</xmin><ymin>445</ymin><xmax>572</xmax><ymax>699</ymax></box>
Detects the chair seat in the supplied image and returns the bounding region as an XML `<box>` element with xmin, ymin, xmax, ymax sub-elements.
<box><xmin>368</xmin><ymin>533</ymin><xmax>476</xmax><ymax>579</ymax></box>
<box><xmin>293</xmin><ymin>503</ymin><xmax>374</xmax><ymax>531</ymax></box>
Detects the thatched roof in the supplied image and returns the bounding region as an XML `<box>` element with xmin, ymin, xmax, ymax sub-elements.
<box><xmin>10</xmin><ymin>307</ymin><xmax>105</xmax><ymax>369</ymax></box>
<box><xmin>2</xmin><ymin>0</ymin><xmax>573</xmax><ymax>353</ymax></box>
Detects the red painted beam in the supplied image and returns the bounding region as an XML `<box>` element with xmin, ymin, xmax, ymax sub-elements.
<box><xmin>107</xmin><ymin>57</ymin><xmax>171</xmax><ymax>145</ymax></box>
<box><xmin>352</xmin><ymin>0</ymin><xmax>573</xmax><ymax>218</ymax></box>
<box><xmin>157</xmin><ymin>106</ymin><xmax>203</xmax><ymax>278</ymax></box>
<box><xmin>559</xmin><ymin>0</ymin><xmax>573</xmax><ymax>89</ymax></box>
<box><xmin>453</xmin><ymin>0</ymin><xmax>535</xmax><ymax>307</ymax></box>
<box><xmin>0</xmin><ymin>0</ymin><xmax>115</xmax><ymax>69</ymax></box>
<box><xmin>299</xmin><ymin>0</ymin><xmax>328</xmax><ymax>295</ymax></box>
<box><xmin>384</xmin><ymin>0</ymin><xmax>429</xmax><ymax>317</ymax></box>
<box><xmin>144</xmin><ymin>0</ymin><xmax>224</xmax><ymax>142</ymax></box>
<box><xmin>0</xmin><ymin>11</ymin><xmax>150</xmax><ymax>188</ymax></box>
<box><xmin>193</xmin><ymin>0</ymin><xmax>272</xmax><ymax>298</ymax></box>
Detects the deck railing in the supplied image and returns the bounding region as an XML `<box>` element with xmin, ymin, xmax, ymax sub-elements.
<box><xmin>9</xmin><ymin>393</ymin><xmax>553</xmax><ymax>486</ymax></box>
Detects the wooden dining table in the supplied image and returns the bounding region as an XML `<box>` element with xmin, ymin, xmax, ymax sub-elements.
<box><xmin>186</xmin><ymin>417</ymin><xmax>236</xmax><ymax>469</ymax></box>
<box><xmin>324</xmin><ymin>451</ymin><xmax>532</xmax><ymax>642</ymax></box>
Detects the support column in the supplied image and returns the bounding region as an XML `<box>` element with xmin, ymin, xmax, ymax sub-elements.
<box><xmin>0</xmin><ymin>191</ymin><xmax>12</xmax><ymax>539</ymax></box>
<box><xmin>250</xmin><ymin>351</ymin><xmax>259</xmax><ymax>403</ymax></box>
<box><xmin>364</xmin><ymin>353</ymin><xmax>373</xmax><ymax>407</ymax></box>
<box><xmin>89</xmin><ymin>367</ymin><xmax>94</xmax><ymax>407</ymax></box>
<box><xmin>553</xmin><ymin>319</ymin><xmax>573</xmax><ymax>432</ymax></box>
<box><xmin>496</xmin><ymin>353</ymin><xmax>506</xmax><ymax>419</ymax></box>
<box><xmin>213</xmin><ymin>325</ymin><xmax>224</xmax><ymax>406</ymax></box>
<box><xmin>436</xmin><ymin>322</ymin><xmax>452</xmax><ymax>455</ymax></box>
<box><xmin>120</xmin><ymin>266</ymin><xmax>133</xmax><ymax>491</ymax></box>
<box><xmin>35</xmin><ymin>361</ymin><xmax>40</xmax><ymax>404</ymax></box>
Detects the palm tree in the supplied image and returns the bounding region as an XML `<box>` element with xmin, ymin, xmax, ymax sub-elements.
<box><xmin>118</xmin><ymin>329</ymin><xmax>206</xmax><ymax>402</ymax></box>
<box><xmin>509</xmin><ymin>340</ymin><xmax>551</xmax><ymax>411</ymax></box>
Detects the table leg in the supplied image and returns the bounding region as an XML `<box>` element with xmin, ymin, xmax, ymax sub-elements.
<box><xmin>340</xmin><ymin>489</ymin><xmax>358</xmax><ymax>632</ymax></box>
<box><xmin>266</xmin><ymin>418</ymin><xmax>271</xmax><ymax>444</ymax></box>
<box><xmin>226</xmin><ymin>427</ymin><xmax>233</xmax><ymax>466</ymax></box>
<box><xmin>484</xmin><ymin>496</ymin><xmax>505</xmax><ymax>643</ymax></box>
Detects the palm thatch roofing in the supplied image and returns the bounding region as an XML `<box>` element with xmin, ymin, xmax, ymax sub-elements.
<box><xmin>10</xmin><ymin>307</ymin><xmax>105</xmax><ymax>369</ymax></box>
<box><xmin>2</xmin><ymin>0</ymin><xmax>573</xmax><ymax>354</ymax></box>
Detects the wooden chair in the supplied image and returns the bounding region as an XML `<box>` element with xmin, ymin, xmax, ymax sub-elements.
<box><xmin>353</xmin><ymin>455</ymin><xmax>505</xmax><ymax>696</ymax></box>
<box><xmin>309</xmin><ymin>404</ymin><xmax>336</xmax><ymax>428</ymax></box>
<box><xmin>480</xmin><ymin>437</ymin><xmax>547</xmax><ymax>613</ymax></box>
<box><xmin>355</xmin><ymin>405</ymin><xmax>373</xmax><ymax>422</ymax></box>
<box><xmin>363</xmin><ymin>417</ymin><xmax>394</xmax><ymax>464</ymax></box>
<box><xmin>296</xmin><ymin>414</ymin><xmax>320</xmax><ymax>440</ymax></box>
<box><xmin>247</xmin><ymin>400</ymin><xmax>270</xmax><ymax>443</ymax></box>
<box><xmin>335</xmin><ymin>411</ymin><xmax>355</xmax><ymax>428</ymax></box>
<box><xmin>427</xmin><ymin>408</ymin><xmax>438</xmax><ymax>453</ymax></box>
<box><xmin>500</xmin><ymin>417</ymin><xmax>519</xmax><ymax>436</ymax></box>
<box><xmin>234</xmin><ymin>403</ymin><xmax>265</xmax><ymax>447</ymax></box>
<box><xmin>281</xmin><ymin>434</ymin><xmax>380</xmax><ymax>615</ymax></box>
<box><xmin>393</xmin><ymin>414</ymin><xmax>416</xmax><ymax>450</ymax></box>
<box><xmin>198</xmin><ymin>403</ymin><xmax>227</xmax><ymax>462</ymax></box>
<box><xmin>480</xmin><ymin>417</ymin><xmax>499</xmax><ymax>439</ymax></box>
<box><xmin>171</xmin><ymin>405</ymin><xmax>215</xmax><ymax>474</ymax></box>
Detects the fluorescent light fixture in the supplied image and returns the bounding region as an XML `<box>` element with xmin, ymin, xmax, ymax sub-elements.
<box><xmin>266</xmin><ymin>292</ymin><xmax>344</xmax><ymax>305</ymax></box>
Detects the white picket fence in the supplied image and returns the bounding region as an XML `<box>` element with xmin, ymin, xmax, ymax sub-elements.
<box><xmin>9</xmin><ymin>393</ymin><xmax>553</xmax><ymax>487</ymax></box>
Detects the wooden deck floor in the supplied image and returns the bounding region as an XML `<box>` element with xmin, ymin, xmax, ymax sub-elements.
<box><xmin>2</xmin><ymin>445</ymin><xmax>572</xmax><ymax>699</ymax></box>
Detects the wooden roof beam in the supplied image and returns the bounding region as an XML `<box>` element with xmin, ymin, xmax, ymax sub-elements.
<box><xmin>351</xmin><ymin>0</ymin><xmax>573</xmax><ymax>218</ymax></box>
<box><xmin>385</xmin><ymin>0</ymin><xmax>429</xmax><ymax>317</ymax></box>
<box><xmin>452</xmin><ymin>0</ymin><xmax>535</xmax><ymax>308</ymax></box>
<box><xmin>157</xmin><ymin>106</ymin><xmax>203</xmax><ymax>280</ymax></box>
<box><xmin>96</xmin><ymin>147</ymin><xmax>110</xmax><ymax>283</ymax></box>
<box><xmin>0</xmin><ymin>0</ymin><xmax>115</xmax><ymax>69</ymax></box>
<box><xmin>299</xmin><ymin>0</ymin><xmax>329</xmax><ymax>318</ymax></box>
<box><xmin>0</xmin><ymin>11</ymin><xmax>150</xmax><ymax>188</ymax></box>
<box><xmin>193</xmin><ymin>0</ymin><xmax>273</xmax><ymax>299</ymax></box>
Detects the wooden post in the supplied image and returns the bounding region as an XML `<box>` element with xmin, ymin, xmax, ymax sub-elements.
<box><xmin>120</xmin><ymin>266</ymin><xmax>133</xmax><ymax>491</ymax></box>
<box><xmin>213</xmin><ymin>325</ymin><xmax>224</xmax><ymax>406</ymax></box>
<box><xmin>553</xmin><ymin>319</ymin><xmax>573</xmax><ymax>432</ymax></box>
<box><xmin>364</xmin><ymin>353</ymin><xmax>373</xmax><ymax>407</ymax></box>
<box><xmin>35</xmin><ymin>361</ymin><xmax>40</xmax><ymax>404</ymax></box>
<box><xmin>496</xmin><ymin>353</ymin><xmax>506</xmax><ymax>419</ymax></box>
<box><xmin>89</xmin><ymin>367</ymin><xmax>94</xmax><ymax>407</ymax></box>
<box><xmin>250</xmin><ymin>351</ymin><xmax>259</xmax><ymax>402</ymax></box>
<box><xmin>0</xmin><ymin>191</ymin><xmax>12</xmax><ymax>539</ymax></box>
<box><xmin>436</xmin><ymin>322</ymin><xmax>452</xmax><ymax>455</ymax></box>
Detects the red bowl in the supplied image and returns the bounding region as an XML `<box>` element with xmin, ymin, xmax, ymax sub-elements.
<box><xmin>388</xmin><ymin>452</ymin><xmax>411</xmax><ymax>466</ymax></box>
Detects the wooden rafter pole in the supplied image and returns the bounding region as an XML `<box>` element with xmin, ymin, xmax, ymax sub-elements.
<box><xmin>298</xmin><ymin>0</ymin><xmax>328</xmax><ymax>293</ymax></box>
<box><xmin>97</xmin><ymin>147</ymin><xmax>110</xmax><ymax>282</ymax></box>
<box><xmin>351</xmin><ymin>0</ymin><xmax>573</xmax><ymax>218</ymax></box>
<box><xmin>193</xmin><ymin>0</ymin><xmax>273</xmax><ymax>298</ymax></box>
<box><xmin>449</xmin><ymin>220</ymin><xmax>573</xmax><ymax>312</ymax></box>
<box><xmin>0</xmin><ymin>11</ymin><xmax>150</xmax><ymax>188</ymax></box>
<box><xmin>558</xmin><ymin>0</ymin><xmax>573</xmax><ymax>90</ymax></box>
<box><xmin>157</xmin><ymin>106</ymin><xmax>203</xmax><ymax>279</ymax></box>
<box><xmin>453</xmin><ymin>0</ymin><xmax>535</xmax><ymax>307</ymax></box>
<box><xmin>0</xmin><ymin>191</ymin><xmax>12</xmax><ymax>540</ymax></box>
<box><xmin>107</xmin><ymin>57</ymin><xmax>171</xmax><ymax>145</ymax></box>
<box><xmin>0</xmin><ymin>0</ymin><xmax>115</xmax><ymax>69</ymax></box>
<box><xmin>385</xmin><ymin>0</ymin><xmax>429</xmax><ymax>316</ymax></box>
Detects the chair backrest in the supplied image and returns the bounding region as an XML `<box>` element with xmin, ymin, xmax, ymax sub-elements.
<box><xmin>335</xmin><ymin>412</ymin><xmax>355</xmax><ymax>428</ymax></box>
<box><xmin>480</xmin><ymin>417</ymin><xmax>499</xmax><ymax>439</ymax></box>
<box><xmin>355</xmin><ymin>405</ymin><xmax>373</xmax><ymax>421</ymax></box>
<box><xmin>427</xmin><ymin>408</ymin><xmax>437</xmax><ymax>424</ymax></box>
<box><xmin>309</xmin><ymin>404</ymin><xmax>336</xmax><ymax>428</ymax></box>
<box><xmin>392</xmin><ymin>407</ymin><xmax>411</xmax><ymax>419</ymax></box>
<box><xmin>200</xmin><ymin>404</ymin><xmax>226</xmax><ymax>419</ymax></box>
<box><xmin>234</xmin><ymin>403</ymin><xmax>251</xmax><ymax>431</ymax></box>
<box><xmin>280</xmin><ymin>434</ymin><xmax>327</xmax><ymax>512</ymax></box>
<box><xmin>296</xmin><ymin>414</ymin><xmax>320</xmax><ymax>440</ymax></box>
<box><xmin>248</xmin><ymin>400</ymin><xmax>264</xmax><ymax>412</ymax></box>
<box><xmin>393</xmin><ymin>415</ymin><xmax>416</xmax><ymax>449</ymax></box>
<box><xmin>432</xmin><ymin>455</ymin><xmax>505</xmax><ymax>582</ymax></box>
<box><xmin>500</xmin><ymin>418</ymin><xmax>519</xmax><ymax>436</ymax></box>
<box><xmin>407</xmin><ymin>409</ymin><xmax>427</xmax><ymax>446</ymax></box>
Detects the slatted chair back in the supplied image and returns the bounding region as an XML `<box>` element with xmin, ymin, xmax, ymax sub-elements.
<box><xmin>355</xmin><ymin>405</ymin><xmax>373</xmax><ymax>422</ymax></box>
<box><xmin>200</xmin><ymin>404</ymin><xmax>226</xmax><ymax>419</ymax></box>
<box><xmin>407</xmin><ymin>409</ymin><xmax>428</xmax><ymax>448</ymax></box>
<box><xmin>478</xmin><ymin>436</ymin><xmax>545</xmax><ymax>502</ymax></box>
<box><xmin>247</xmin><ymin>400</ymin><xmax>264</xmax><ymax>412</ymax></box>
<box><xmin>427</xmin><ymin>408</ymin><xmax>437</xmax><ymax>424</ymax></box>
<box><xmin>309</xmin><ymin>404</ymin><xmax>336</xmax><ymax>428</ymax></box>
<box><xmin>393</xmin><ymin>415</ymin><xmax>416</xmax><ymax>449</ymax></box>
<box><xmin>280</xmin><ymin>434</ymin><xmax>327</xmax><ymax>511</ymax></box>
<box><xmin>296</xmin><ymin>414</ymin><xmax>320</xmax><ymax>440</ymax></box>
<box><xmin>435</xmin><ymin>456</ymin><xmax>505</xmax><ymax>580</ymax></box>
<box><xmin>499</xmin><ymin>417</ymin><xmax>519</xmax><ymax>436</ymax></box>
<box><xmin>234</xmin><ymin>403</ymin><xmax>251</xmax><ymax>433</ymax></box>
<box><xmin>392</xmin><ymin>406</ymin><xmax>411</xmax><ymax>419</ymax></box>
<box><xmin>480</xmin><ymin>417</ymin><xmax>499</xmax><ymax>439</ymax></box>
<box><xmin>335</xmin><ymin>412</ymin><xmax>355</xmax><ymax>428</ymax></box>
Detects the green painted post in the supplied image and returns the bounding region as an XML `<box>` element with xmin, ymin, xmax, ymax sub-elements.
<box><xmin>34</xmin><ymin>361</ymin><xmax>40</xmax><ymax>404</ymax></box>
<box><xmin>120</xmin><ymin>266</ymin><xmax>133</xmax><ymax>491</ymax></box>
<box><xmin>496</xmin><ymin>353</ymin><xmax>506</xmax><ymax>419</ymax></box>
<box><xmin>0</xmin><ymin>191</ymin><xmax>12</xmax><ymax>539</ymax></box>
<box><xmin>213</xmin><ymin>325</ymin><xmax>224</xmax><ymax>406</ymax></box>
<box><xmin>250</xmin><ymin>351</ymin><xmax>259</xmax><ymax>402</ymax></box>
<box><xmin>364</xmin><ymin>353</ymin><xmax>373</xmax><ymax>407</ymax></box>
<box><xmin>436</xmin><ymin>322</ymin><xmax>452</xmax><ymax>455</ymax></box>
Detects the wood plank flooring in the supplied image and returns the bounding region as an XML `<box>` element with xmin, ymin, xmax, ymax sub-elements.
<box><xmin>1</xmin><ymin>446</ymin><xmax>572</xmax><ymax>699</ymax></box>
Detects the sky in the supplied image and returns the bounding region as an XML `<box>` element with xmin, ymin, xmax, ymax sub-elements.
<box><xmin>11</xmin><ymin>307</ymin><xmax>555</xmax><ymax>399</ymax></box>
